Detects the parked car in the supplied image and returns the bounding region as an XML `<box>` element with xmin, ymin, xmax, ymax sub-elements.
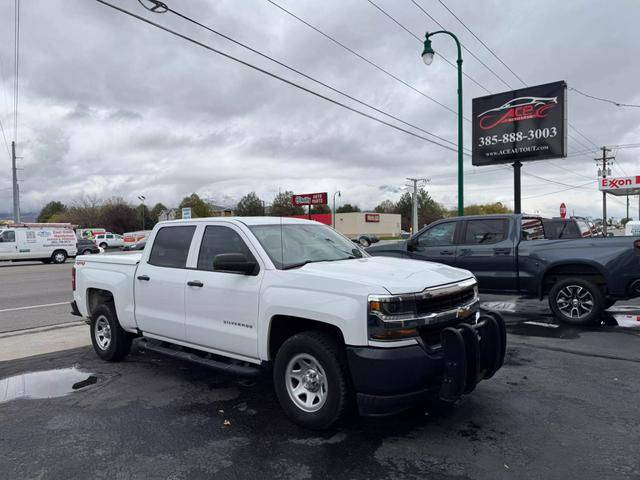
<box><xmin>93</xmin><ymin>233</ymin><xmax>124</xmax><ymax>249</ymax></box>
<box><xmin>367</xmin><ymin>214</ymin><xmax>640</xmax><ymax>325</ymax></box>
<box><xmin>72</xmin><ymin>217</ymin><xmax>506</xmax><ymax>429</ymax></box>
<box><xmin>0</xmin><ymin>225</ymin><xmax>77</xmax><ymax>263</ymax></box>
<box><xmin>76</xmin><ymin>239</ymin><xmax>100</xmax><ymax>255</ymax></box>
<box><xmin>121</xmin><ymin>240</ymin><xmax>146</xmax><ymax>251</ymax></box>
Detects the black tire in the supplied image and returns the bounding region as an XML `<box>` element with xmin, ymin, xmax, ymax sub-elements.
<box><xmin>359</xmin><ymin>236</ymin><xmax>370</xmax><ymax>247</ymax></box>
<box><xmin>51</xmin><ymin>250</ymin><xmax>67</xmax><ymax>264</ymax></box>
<box><xmin>90</xmin><ymin>303</ymin><xmax>132</xmax><ymax>361</ymax></box>
<box><xmin>82</xmin><ymin>249</ymin><xmax>93</xmax><ymax>255</ymax></box>
<box><xmin>99</xmin><ymin>242</ymin><xmax>108</xmax><ymax>249</ymax></box>
<box><xmin>548</xmin><ymin>277</ymin><xmax>605</xmax><ymax>325</ymax></box>
<box><xmin>273</xmin><ymin>331</ymin><xmax>350</xmax><ymax>430</ymax></box>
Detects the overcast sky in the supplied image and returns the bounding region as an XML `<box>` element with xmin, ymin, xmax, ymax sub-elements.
<box><xmin>0</xmin><ymin>0</ymin><xmax>639</xmax><ymax>218</ymax></box>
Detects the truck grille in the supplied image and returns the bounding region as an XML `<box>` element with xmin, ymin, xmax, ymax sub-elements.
<box><xmin>415</xmin><ymin>285</ymin><xmax>476</xmax><ymax>316</ymax></box>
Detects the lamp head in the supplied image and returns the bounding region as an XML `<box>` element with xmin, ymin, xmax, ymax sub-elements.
<box><xmin>422</xmin><ymin>35</ymin><xmax>435</xmax><ymax>66</ymax></box>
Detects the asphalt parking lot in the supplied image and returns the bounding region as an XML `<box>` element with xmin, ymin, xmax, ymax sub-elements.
<box><xmin>1</xmin><ymin>260</ymin><xmax>640</xmax><ymax>479</ymax></box>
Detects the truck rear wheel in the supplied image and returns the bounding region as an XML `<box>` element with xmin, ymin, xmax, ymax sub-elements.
<box><xmin>90</xmin><ymin>303</ymin><xmax>132</xmax><ymax>361</ymax></box>
<box><xmin>273</xmin><ymin>331</ymin><xmax>350</xmax><ymax>430</ymax></box>
<box><xmin>51</xmin><ymin>250</ymin><xmax>67</xmax><ymax>264</ymax></box>
<box><xmin>549</xmin><ymin>277</ymin><xmax>604</xmax><ymax>325</ymax></box>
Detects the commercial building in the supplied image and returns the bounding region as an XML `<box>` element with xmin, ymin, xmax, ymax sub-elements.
<box><xmin>334</xmin><ymin>212</ymin><xmax>401</xmax><ymax>239</ymax></box>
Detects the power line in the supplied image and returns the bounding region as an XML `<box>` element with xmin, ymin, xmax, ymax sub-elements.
<box><xmin>435</xmin><ymin>0</ymin><xmax>528</xmax><ymax>87</ymax></box>
<box><xmin>95</xmin><ymin>0</ymin><xmax>460</xmax><ymax>153</ymax></box>
<box><xmin>158</xmin><ymin>1</ymin><xmax>460</xmax><ymax>149</ymax></box>
<box><xmin>522</xmin><ymin>181</ymin><xmax>594</xmax><ymax>200</ymax></box>
<box><xmin>569</xmin><ymin>87</ymin><xmax>640</xmax><ymax>108</ymax></box>
<box><xmin>0</xmin><ymin>119</ymin><xmax>10</xmax><ymax>159</ymax></box>
<box><xmin>365</xmin><ymin>0</ymin><xmax>490</xmax><ymax>94</ymax></box>
<box><xmin>264</xmin><ymin>0</ymin><xmax>463</xmax><ymax>119</ymax></box>
<box><xmin>409</xmin><ymin>0</ymin><xmax>513</xmax><ymax>90</ymax></box>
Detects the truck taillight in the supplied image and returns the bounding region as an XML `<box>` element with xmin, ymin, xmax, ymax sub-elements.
<box><xmin>72</xmin><ymin>266</ymin><xmax>76</xmax><ymax>291</ymax></box>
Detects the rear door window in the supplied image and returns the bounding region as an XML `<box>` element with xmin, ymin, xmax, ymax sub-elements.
<box><xmin>463</xmin><ymin>219</ymin><xmax>507</xmax><ymax>244</ymax></box>
<box><xmin>148</xmin><ymin>226</ymin><xmax>196</xmax><ymax>268</ymax></box>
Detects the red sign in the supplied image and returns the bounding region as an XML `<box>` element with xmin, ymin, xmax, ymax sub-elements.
<box><xmin>292</xmin><ymin>192</ymin><xmax>328</xmax><ymax>206</ymax></box>
<box><xmin>365</xmin><ymin>213</ymin><xmax>380</xmax><ymax>223</ymax></box>
<box><xmin>559</xmin><ymin>203</ymin><xmax>566</xmax><ymax>219</ymax></box>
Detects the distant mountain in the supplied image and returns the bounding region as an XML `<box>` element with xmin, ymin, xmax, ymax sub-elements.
<box><xmin>0</xmin><ymin>211</ymin><xmax>38</xmax><ymax>223</ymax></box>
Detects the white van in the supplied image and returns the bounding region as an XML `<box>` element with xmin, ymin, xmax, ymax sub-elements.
<box><xmin>0</xmin><ymin>226</ymin><xmax>78</xmax><ymax>263</ymax></box>
<box><xmin>625</xmin><ymin>221</ymin><xmax>640</xmax><ymax>237</ymax></box>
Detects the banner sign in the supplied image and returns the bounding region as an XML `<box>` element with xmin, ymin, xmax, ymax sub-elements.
<box><xmin>292</xmin><ymin>192</ymin><xmax>328</xmax><ymax>206</ymax></box>
<box><xmin>365</xmin><ymin>213</ymin><xmax>380</xmax><ymax>223</ymax></box>
<box><xmin>599</xmin><ymin>176</ymin><xmax>640</xmax><ymax>196</ymax></box>
<box><xmin>472</xmin><ymin>81</ymin><xmax>567</xmax><ymax>166</ymax></box>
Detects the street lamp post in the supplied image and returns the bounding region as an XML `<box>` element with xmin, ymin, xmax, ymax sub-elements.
<box><xmin>138</xmin><ymin>195</ymin><xmax>146</xmax><ymax>230</ymax></box>
<box><xmin>422</xmin><ymin>31</ymin><xmax>464</xmax><ymax>216</ymax></box>
<box><xmin>332</xmin><ymin>191</ymin><xmax>341</xmax><ymax>229</ymax></box>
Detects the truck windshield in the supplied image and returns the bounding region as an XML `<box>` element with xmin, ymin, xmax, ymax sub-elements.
<box><xmin>249</xmin><ymin>224</ymin><xmax>366</xmax><ymax>269</ymax></box>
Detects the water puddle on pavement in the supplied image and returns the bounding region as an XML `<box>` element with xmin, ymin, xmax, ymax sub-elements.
<box><xmin>0</xmin><ymin>367</ymin><xmax>97</xmax><ymax>404</ymax></box>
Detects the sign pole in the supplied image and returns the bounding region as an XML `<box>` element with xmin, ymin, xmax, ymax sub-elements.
<box><xmin>513</xmin><ymin>161</ymin><xmax>522</xmax><ymax>214</ymax></box>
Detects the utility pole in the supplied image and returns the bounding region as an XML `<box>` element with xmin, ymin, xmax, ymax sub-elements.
<box><xmin>595</xmin><ymin>147</ymin><xmax>614</xmax><ymax>235</ymax></box>
<box><xmin>11</xmin><ymin>141</ymin><xmax>20</xmax><ymax>224</ymax></box>
<box><xmin>406</xmin><ymin>177</ymin><xmax>427</xmax><ymax>234</ymax></box>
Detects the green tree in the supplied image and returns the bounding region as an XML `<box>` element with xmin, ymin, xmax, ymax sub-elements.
<box><xmin>270</xmin><ymin>190</ymin><xmax>304</xmax><ymax>216</ymax></box>
<box><xmin>396</xmin><ymin>189</ymin><xmax>446</xmax><ymax>231</ymax></box>
<box><xmin>310</xmin><ymin>204</ymin><xmax>331</xmax><ymax>214</ymax></box>
<box><xmin>236</xmin><ymin>192</ymin><xmax>265</xmax><ymax>216</ymax></box>
<box><xmin>461</xmin><ymin>202</ymin><xmax>512</xmax><ymax>216</ymax></box>
<box><xmin>37</xmin><ymin>201</ymin><xmax>67</xmax><ymax>223</ymax></box>
<box><xmin>99</xmin><ymin>198</ymin><xmax>139</xmax><ymax>233</ymax></box>
<box><xmin>136</xmin><ymin>203</ymin><xmax>154</xmax><ymax>230</ymax></box>
<box><xmin>621</xmin><ymin>217</ymin><xmax>631</xmax><ymax>227</ymax></box>
<box><xmin>178</xmin><ymin>193</ymin><xmax>212</xmax><ymax>218</ymax></box>
<box><xmin>374</xmin><ymin>200</ymin><xmax>395</xmax><ymax>214</ymax></box>
<box><xmin>336</xmin><ymin>203</ymin><xmax>361</xmax><ymax>213</ymax></box>
<box><xmin>149</xmin><ymin>202</ymin><xmax>167</xmax><ymax>223</ymax></box>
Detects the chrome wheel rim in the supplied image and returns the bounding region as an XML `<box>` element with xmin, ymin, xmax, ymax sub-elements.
<box><xmin>285</xmin><ymin>353</ymin><xmax>328</xmax><ymax>413</ymax></box>
<box><xmin>54</xmin><ymin>253</ymin><xmax>65</xmax><ymax>263</ymax></box>
<box><xmin>94</xmin><ymin>315</ymin><xmax>112</xmax><ymax>350</ymax></box>
<box><xmin>556</xmin><ymin>285</ymin><xmax>594</xmax><ymax>319</ymax></box>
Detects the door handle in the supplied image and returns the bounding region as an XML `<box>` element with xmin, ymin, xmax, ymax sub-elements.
<box><xmin>439</xmin><ymin>250</ymin><xmax>455</xmax><ymax>255</ymax></box>
<box><xmin>137</xmin><ymin>275</ymin><xmax>150</xmax><ymax>281</ymax></box>
<box><xmin>493</xmin><ymin>248</ymin><xmax>511</xmax><ymax>255</ymax></box>
<box><xmin>187</xmin><ymin>280</ymin><xmax>204</xmax><ymax>287</ymax></box>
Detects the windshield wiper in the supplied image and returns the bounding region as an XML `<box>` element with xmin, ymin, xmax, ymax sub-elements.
<box><xmin>282</xmin><ymin>260</ymin><xmax>316</xmax><ymax>270</ymax></box>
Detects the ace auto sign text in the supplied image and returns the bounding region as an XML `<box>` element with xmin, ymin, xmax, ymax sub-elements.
<box><xmin>472</xmin><ymin>81</ymin><xmax>567</xmax><ymax>166</ymax></box>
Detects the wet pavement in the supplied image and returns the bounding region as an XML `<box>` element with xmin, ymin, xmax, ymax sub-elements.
<box><xmin>1</xmin><ymin>295</ymin><xmax>639</xmax><ymax>479</ymax></box>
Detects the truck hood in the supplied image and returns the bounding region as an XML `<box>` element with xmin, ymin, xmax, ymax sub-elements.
<box><xmin>294</xmin><ymin>256</ymin><xmax>474</xmax><ymax>294</ymax></box>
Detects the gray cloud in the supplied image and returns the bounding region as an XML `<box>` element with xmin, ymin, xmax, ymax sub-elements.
<box><xmin>0</xmin><ymin>0</ymin><xmax>638</xmax><ymax>219</ymax></box>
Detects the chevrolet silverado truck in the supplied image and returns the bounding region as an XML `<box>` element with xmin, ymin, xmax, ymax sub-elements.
<box><xmin>71</xmin><ymin>217</ymin><xmax>505</xmax><ymax>429</ymax></box>
<box><xmin>367</xmin><ymin>214</ymin><xmax>640</xmax><ymax>325</ymax></box>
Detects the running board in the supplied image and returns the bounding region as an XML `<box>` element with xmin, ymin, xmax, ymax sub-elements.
<box><xmin>139</xmin><ymin>339</ymin><xmax>262</xmax><ymax>377</ymax></box>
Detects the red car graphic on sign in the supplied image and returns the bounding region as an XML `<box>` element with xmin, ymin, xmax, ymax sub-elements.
<box><xmin>477</xmin><ymin>96</ymin><xmax>558</xmax><ymax>130</ymax></box>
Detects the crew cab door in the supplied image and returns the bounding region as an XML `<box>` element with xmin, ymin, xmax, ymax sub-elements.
<box><xmin>455</xmin><ymin>218</ymin><xmax>517</xmax><ymax>291</ymax></box>
<box><xmin>134</xmin><ymin>225</ymin><xmax>196</xmax><ymax>340</ymax></box>
<box><xmin>408</xmin><ymin>221</ymin><xmax>458</xmax><ymax>266</ymax></box>
<box><xmin>184</xmin><ymin>224</ymin><xmax>261</xmax><ymax>360</ymax></box>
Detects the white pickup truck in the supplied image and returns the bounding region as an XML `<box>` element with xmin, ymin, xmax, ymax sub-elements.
<box><xmin>71</xmin><ymin>217</ymin><xmax>505</xmax><ymax>429</ymax></box>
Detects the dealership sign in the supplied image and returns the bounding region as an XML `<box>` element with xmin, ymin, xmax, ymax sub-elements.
<box><xmin>472</xmin><ymin>81</ymin><xmax>567</xmax><ymax>166</ymax></box>
<box><xmin>291</xmin><ymin>192</ymin><xmax>328</xmax><ymax>206</ymax></box>
<box><xmin>599</xmin><ymin>176</ymin><xmax>640</xmax><ymax>196</ymax></box>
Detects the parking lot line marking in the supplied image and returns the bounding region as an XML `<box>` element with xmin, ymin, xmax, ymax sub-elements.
<box><xmin>523</xmin><ymin>321</ymin><xmax>560</xmax><ymax>328</ymax></box>
<box><xmin>0</xmin><ymin>302</ymin><xmax>68</xmax><ymax>313</ymax></box>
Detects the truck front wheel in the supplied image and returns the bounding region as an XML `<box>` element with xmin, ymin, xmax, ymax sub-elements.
<box><xmin>90</xmin><ymin>303</ymin><xmax>132</xmax><ymax>361</ymax></box>
<box><xmin>273</xmin><ymin>331</ymin><xmax>350</xmax><ymax>430</ymax></box>
<box><xmin>549</xmin><ymin>277</ymin><xmax>605</xmax><ymax>325</ymax></box>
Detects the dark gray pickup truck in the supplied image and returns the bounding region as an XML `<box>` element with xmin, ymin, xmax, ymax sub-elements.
<box><xmin>367</xmin><ymin>214</ymin><xmax>640</xmax><ymax>325</ymax></box>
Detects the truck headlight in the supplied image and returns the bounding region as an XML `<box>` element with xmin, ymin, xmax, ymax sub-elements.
<box><xmin>368</xmin><ymin>295</ymin><xmax>419</xmax><ymax>341</ymax></box>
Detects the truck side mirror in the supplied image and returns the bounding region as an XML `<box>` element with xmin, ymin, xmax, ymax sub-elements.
<box><xmin>213</xmin><ymin>253</ymin><xmax>258</xmax><ymax>275</ymax></box>
<box><xmin>407</xmin><ymin>237</ymin><xmax>417</xmax><ymax>251</ymax></box>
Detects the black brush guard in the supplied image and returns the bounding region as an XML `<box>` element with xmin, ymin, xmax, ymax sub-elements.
<box><xmin>439</xmin><ymin>311</ymin><xmax>506</xmax><ymax>402</ymax></box>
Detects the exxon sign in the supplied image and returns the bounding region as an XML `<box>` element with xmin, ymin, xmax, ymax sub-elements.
<box><xmin>599</xmin><ymin>176</ymin><xmax>640</xmax><ymax>196</ymax></box>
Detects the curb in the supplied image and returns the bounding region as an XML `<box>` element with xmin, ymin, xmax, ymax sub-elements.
<box><xmin>0</xmin><ymin>321</ymin><xmax>87</xmax><ymax>340</ymax></box>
